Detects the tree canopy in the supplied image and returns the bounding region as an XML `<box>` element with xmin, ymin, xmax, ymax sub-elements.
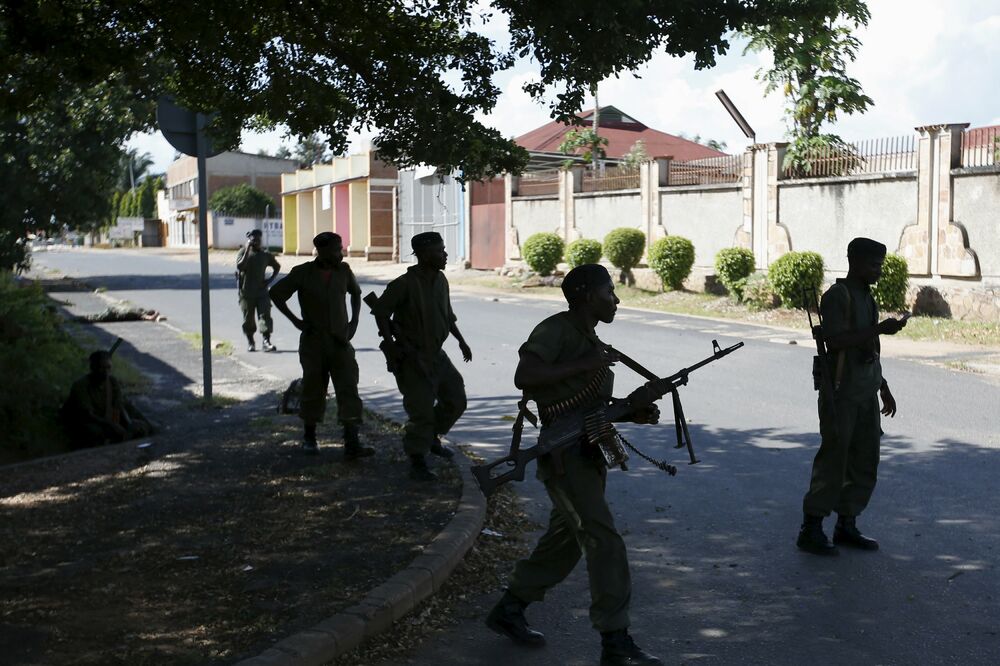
<box><xmin>1</xmin><ymin>0</ymin><xmax>849</xmax><ymax>182</ymax></box>
<box><xmin>0</xmin><ymin>0</ymin><xmax>866</xmax><ymax>268</ymax></box>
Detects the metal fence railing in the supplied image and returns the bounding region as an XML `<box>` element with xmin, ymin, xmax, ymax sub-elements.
<box><xmin>516</xmin><ymin>169</ymin><xmax>560</xmax><ymax>196</ymax></box>
<box><xmin>669</xmin><ymin>155</ymin><xmax>742</xmax><ymax>186</ymax></box>
<box><xmin>581</xmin><ymin>165</ymin><xmax>641</xmax><ymax>192</ymax></box>
<box><xmin>961</xmin><ymin>126</ymin><xmax>1000</xmax><ymax>168</ymax></box>
<box><xmin>782</xmin><ymin>135</ymin><xmax>917</xmax><ymax>179</ymax></box>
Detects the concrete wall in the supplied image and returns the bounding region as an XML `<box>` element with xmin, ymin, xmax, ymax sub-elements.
<box><xmin>778</xmin><ymin>175</ymin><xmax>918</xmax><ymax>273</ymax></box>
<box><xmin>210</xmin><ymin>214</ymin><xmax>283</xmax><ymax>250</ymax></box>
<box><xmin>511</xmin><ymin>196</ymin><xmax>560</xmax><ymax>242</ymax></box>
<box><xmin>660</xmin><ymin>185</ymin><xmax>741</xmax><ymax>267</ymax></box>
<box><xmin>575</xmin><ymin>192</ymin><xmax>641</xmax><ymax>241</ymax></box>
<box><xmin>953</xmin><ymin>170</ymin><xmax>1000</xmax><ymax>279</ymax></box>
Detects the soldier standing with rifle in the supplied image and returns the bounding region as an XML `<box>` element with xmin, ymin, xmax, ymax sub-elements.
<box><xmin>368</xmin><ymin>231</ymin><xmax>471</xmax><ymax>482</ymax></box>
<box><xmin>269</xmin><ymin>231</ymin><xmax>373</xmax><ymax>459</ymax></box>
<box><xmin>236</xmin><ymin>229</ymin><xmax>281</xmax><ymax>352</ymax></box>
<box><xmin>797</xmin><ymin>237</ymin><xmax>909</xmax><ymax>555</ymax></box>
<box><xmin>485</xmin><ymin>263</ymin><xmax>662</xmax><ymax>666</ymax></box>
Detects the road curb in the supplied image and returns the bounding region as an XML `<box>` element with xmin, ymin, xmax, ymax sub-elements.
<box><xmin>233</xmin><ymin>447</ymin><xmax>487</xmax><ymax>666</ymax></box>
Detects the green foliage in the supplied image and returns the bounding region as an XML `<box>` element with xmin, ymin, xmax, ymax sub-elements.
<box><xmin>873</xmin><ymin>253</ymin><xmax>909</xmax><ymax>312</ymax></box>
<box><xmin>768</xmin><ymin>251</ymin><xmax>825</xmax><ymax>308</ymax></box>
<box><xmin>0</xmin><ymin>273</ymin><xmax>85</xmax><ymax>459</ymax></box>
<box><xmin>602</xmin><ymin>228</ymin><xmax>646</xmax><ymax>285</ymax></box>
<box><xmin>292</xmin><ymin>134</ymin><xmax>332</xmax><ymax>167</ymax></box>
<box><xmin>648</xmin><ymin>236</ymin><xmax>696</xmax><ymax>290</ymax></box>
<box><xmin>743</xmin><ymin>1</ymin><xmax>872</xmax><ymax>174</ymax></box>
<box><xmin>0</xmin><ymin>232</ymin><xmax>31</xmax><ymax>274</ymax></box>
<box><xmin>209</xmin><ymin>184</ymin><xmax>277</xmax><ymax>217</ymax></box>
<box><xmin>118</xmin><ymin>148</ymin><xmax>155</xmax><ymax>191</ymax></box>
<box><xmin>558</xmin><ymin>128</ymin><xmax>609</xmax><ymax>167</ymax></box>
<box><xmin>565</xmin><ymin>238</ymin><xmax>603</xmax><ymax>269</ymax></box>
<box><xmin>0</xmin><ymin>76</ymin><xmax>146</xmax><ymax>267</ymax></box>
<box><xmin>522</xmin><ymin>233</ymin><xmax>565</xmax><ymax>276</ymax></box>
<box><xmin>714</xmin><ymin>247</ymin><xmax>756</xmax><ymax>300</ymax></box>
<box><xmin>783</xmin><ymin>134</ymin><xmax>861</xmax><ymax>178</ymax></box>
<box><xmin>741</xmin><ymin>272</ymin><xmax>779</xmax><ymax>310</ymax></box>
<box><xmin>622</xmin><ymin>140</ymin><xmax>650</xmax><ymax>172</ymax></box>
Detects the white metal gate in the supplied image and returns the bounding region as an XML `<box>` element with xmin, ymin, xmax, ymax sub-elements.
<box><xmin>397</xmin><ymin>169</ymin><xmax>465</xmax><ymax>263</ymax></box>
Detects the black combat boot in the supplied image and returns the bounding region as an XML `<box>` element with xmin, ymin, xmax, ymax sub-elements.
<box><xmin>301</xmin><ymin>423</ymin><xmax>319</xmax><ymax>455</ymax></box>
<box><xmin>343</xmin><ymin>423</ymin><xmax>374</xmax><ymax>460</ymax></box>
<box><xmin>429</xmin><ymin>435</ymin><xmax>455</xmax><ymax>459</ymax></box>
<box><xmin>262</xmin><ymin>337</ymin><xmax>276</xmax><ymax>352</ymax></box>
<box><xmin>409</xmin><ymin>454</ymin><xmax>436</xmax><ymax>481</ymax></box>
<box><xmin>246</xmin><ymin>335</ymin><xmax>256</xmax><ymax>352</ymax></box>
<box><xmin>600</xmin><ymin>629</ymin><xmax>662</xmax><ymax>666</ymax></box>
<box><xmin>796</xmin><ymin>514</ymin><xmax>838</xmax><ymax>556</ymax></box>
<box><xmin>485</xmin><ymin>590</ymin><xmax>545</xmax><ymax>647</ymax></box>
<box><xmin>833</xmin><ymin>515</ymin><xmax>879</xmax><ymax>551</ymax></box>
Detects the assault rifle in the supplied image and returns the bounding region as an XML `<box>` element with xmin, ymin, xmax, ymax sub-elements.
<box><xmin>471</xmin><ymin>339</ymin><xmax>744</xmax><ymax>497</ymax></box>
<box><xmin>363</xmin><ymin>291</ymin><xmax>427</xmax><ymax>375</ymax></box>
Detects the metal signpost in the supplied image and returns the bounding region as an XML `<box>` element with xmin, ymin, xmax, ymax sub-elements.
<box><xmin>156</xmin><ymin>97</ymin><xmax>223</xmax><ymax>399</ymax></box>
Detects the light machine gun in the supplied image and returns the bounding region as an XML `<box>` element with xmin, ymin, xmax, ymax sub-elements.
<box><xmin>472</xmin><ymin>339</ymin><xmax>744</xmax><ymax>497</ymax></box>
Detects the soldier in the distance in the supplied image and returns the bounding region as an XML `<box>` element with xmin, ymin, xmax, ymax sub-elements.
<box><xmin>236</xmin><ymin>229</ymin><xmax>281</xmax><ymax>352</ymax></box>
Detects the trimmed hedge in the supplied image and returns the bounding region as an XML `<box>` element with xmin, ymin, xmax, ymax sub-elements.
<box><xmin>873</xmin><ymin>254</ymin><xmax>909</xmax><ymax>312</ymax></box>
<box><xmin>522</xmin><ymin>232</ymin><xmax>565</xmax><ymax>276</ymax></box>
<box><xmin>768</xmin><ymin>251</ymin><xmax>825</xmax><ymax>308</ymax></box>
<box><xmin>648</xmin><ymin>236</ymin><xmax>695</xmax><ymax>290</ymax></box>
<box><xmin>714</xmin><ymin>247</ymin><xmax>756</xmax><ymax>301</ymax></box>
<box><xmin>602</xmin><ymin>228</ymin><xmax>646</xmax><ymax>285</ymax></box>
<box><xmin>565</xmin><ymin>238</ymin><xmax>603</xmax><ymax>269</ymax></box>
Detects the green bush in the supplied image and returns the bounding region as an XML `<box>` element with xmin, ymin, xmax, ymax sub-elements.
<box><xmin>0</xmin><ymin>273</ymin><xmax>87</xmax><ymax>460</ymax></box>
<box><xmin>768</xmin><ymin>251</ymin><xmax>825</xmax><ymax>308</ymax></box>
<box><xmin>209</xmin><ymin>183</ymin><xmax>276</xmax><ymax>217</ymax></box>
<box><xmin>602</xmin><ymin>228</ymin><xmax>646</xmax><ymax>285</ymax></box>
<box><xmin>522</xmin><ymin>232</ymin><xmax>565</xmax><ymax>276</ymax></box>
<box><xmin>648</xmin><ymin>236</ymin><xmax>695</xmax><ymax>290</ymax></box>
<box><xmin>873</xmin><ymin>253</ymin><xmax>909</xmax><ymax>312</ymax></box>
<box><xmin>741</xmin><ymin>272</ymin><xmax>779</xmax><ymax>310</ymax></box>
<box><xmin>565</xmin><ymin>238</ymin><xmax>602</xmax><ymax>269</ymax></box>
<box><xmin>714</xmin><ymin>247</ymin><xmax>756</xmax><ymax>301</ymax></box>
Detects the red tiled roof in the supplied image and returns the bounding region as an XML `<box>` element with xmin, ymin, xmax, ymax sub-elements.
<box><xmin>515</xmin><ymin>107</ymin><xmax>728</xmax><ymax>162</ymax></box>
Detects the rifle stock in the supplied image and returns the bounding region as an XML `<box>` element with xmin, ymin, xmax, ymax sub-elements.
<box><xmin>472</xmin><ymin>339</ymin><xmax>744</xmax><ymax>497</ymax></box>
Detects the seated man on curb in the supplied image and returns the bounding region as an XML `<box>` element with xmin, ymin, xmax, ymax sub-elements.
<box><xmin>61</xmin><ymin>350</ymin><xmax>153</xmax><ymax>449</ymax></box>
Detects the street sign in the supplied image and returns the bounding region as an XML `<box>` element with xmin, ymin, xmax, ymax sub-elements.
<box><xmin>156</xmin><ymin>95</ymin><xmax>222</xmax><ymax>399</ymax></box>
<box><xmin>156</xmin><ymin>96</ymin><xmax>223</xmax><ymax>158</ymax></box>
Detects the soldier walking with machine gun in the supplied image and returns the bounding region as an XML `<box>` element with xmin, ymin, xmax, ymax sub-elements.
<box><xmin>797</xmin><ymin>237</ymin><xmax>909</xmax><ymax>555</ymax></box>
<box><xmin>483</xmin><ymin>264</ymin><xmax>743</xmax><ymax>666</ymax></box>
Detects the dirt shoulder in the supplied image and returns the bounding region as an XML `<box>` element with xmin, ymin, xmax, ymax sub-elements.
<box><xmin>0</xmin><ymin>275</ymin><xmax>466</xmax><ymax>665</ymax></box>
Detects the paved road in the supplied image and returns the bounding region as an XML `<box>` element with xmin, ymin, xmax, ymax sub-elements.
<box><xmin>32</xmin><ymin>248</ymin><xmax>1000</xmax><ymax>665</ymax></box>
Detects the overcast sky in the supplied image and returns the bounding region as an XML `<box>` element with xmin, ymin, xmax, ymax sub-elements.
<box><xmin>131</xmin><ymin>0</ymin><xmax>1000</xmax><ymax>172</ymax></box>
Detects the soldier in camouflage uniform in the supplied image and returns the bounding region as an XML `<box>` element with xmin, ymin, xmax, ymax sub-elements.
<box><xmin>485</xmin><ymin>264</ymin><xmax>662</xmax><ymax>666</ymax></box>
<box><xmin>370</xmin><ymin>231</ymin><xmax>471</xmax><ymax>481</ymax></box>
<box><xmin>797</xmin><ymin>237</ymin><xmax>908</xmax><ymax>555</ymax></box>
<box><xmin>270</xmin><ymin>232</ymin><xmax>373</xmax><ymax>459</ymax></box>
<box><xmin>236</xmin><ymin>229</ymin><xmax>281</xmax><ymax>352</ymax></box>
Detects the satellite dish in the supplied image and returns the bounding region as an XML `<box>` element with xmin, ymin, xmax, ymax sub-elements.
<box><xmin>156</xmin><ymin>96</ymin><xmax>223</xmax><ymax>158</ymax></box>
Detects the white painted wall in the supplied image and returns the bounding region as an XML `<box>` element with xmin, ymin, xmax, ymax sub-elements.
<box><xmin>575</xmin><ymin>192</ymin><xmax>642</xmax><ymax>241</ymax></box>
<box><xmin>778</xmin><ymin>175</ymin><xmax>918</xmax><ymax>273</ymax></box>
<box><xmin>953</xmin><ymin>170</ymin><xmax>1000</xmax><ymax>280</ymax></box>
<box><xmin>660</xmin><ymin>185</ymin><xmax>742</xmax><ymax>268</ymax></box>
<box><xmin>511</xmin><ymin>196</ymin><xmax>560</xmax><ymax>243</ymax></box>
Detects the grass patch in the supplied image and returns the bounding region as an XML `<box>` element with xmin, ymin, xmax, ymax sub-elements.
<box><xmin>451</xmin><ymin>272</ymin><xmax>1000</xmax><ymax>346</ymax></box>
<box><xmin>184</xmin><ymin>395</ymin><xmax>243</xmax><ymax>410</ymax></box>
<box><xmin>180</xmin><ymin>331</ymin><xmax>234</xmax><ymax>355</ymax></box>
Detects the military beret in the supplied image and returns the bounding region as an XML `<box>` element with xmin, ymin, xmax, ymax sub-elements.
<box><xmin>411</xmin><ymin>231</ymin><xmax>444</xmax><ymax>252</ymax></box>
<box><xmin>246</xmin><ymin>229</ymin><xmax>262</xmax><ymax>238</ymax></box>
<box><xmin>847</xmin><ymin>237</ymin><xmax>887</xmax><ymax>259</ymax></box>
<box><xmin>561</xmin><ymin>263</ymin><xmax>612</xmax><ymax>302</ymax></box>
<box><xmin>313</xmin><ymin>231</ymin><xmax>342</xmax><ymax>248</ymax></box>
